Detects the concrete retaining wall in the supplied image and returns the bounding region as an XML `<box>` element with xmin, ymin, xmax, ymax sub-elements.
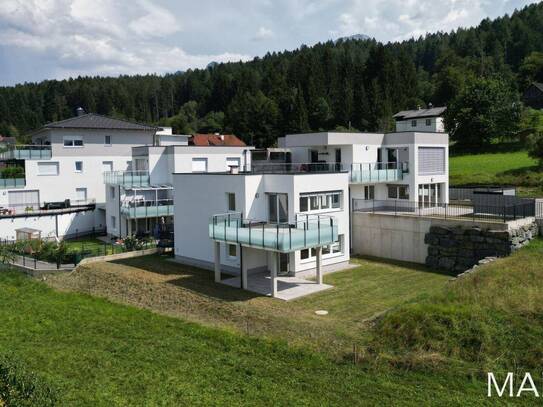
<box><xmin>352</xmin><ymin>212</ymin><xmax>537</xmax><ymax>269</ymax></box>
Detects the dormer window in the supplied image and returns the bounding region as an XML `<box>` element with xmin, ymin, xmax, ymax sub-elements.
<box><xmin>63</xmin><ymin>136</ymin><xmax>83</xmax><ymax>147</ymax></box>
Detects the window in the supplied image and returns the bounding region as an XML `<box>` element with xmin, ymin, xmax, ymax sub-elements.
<box><xmin>300</xmin><ymin>192</ymin><xmax>341</xmax><ymax>212</ymax></box>
<box><xmin>76</xmin><ymin>188</ymin><xmax>87</xmax><ymax>202</ymax></box>
<box><xmin>388</xmin><ymin>185</ymin><xmax>409</xmax><ymax>200</ymax></box>
<box><xmin>75</xmin><ymin>161</ymin><xmax>83</xmax><ymax>173</ymax></box>
<box><xmin>63</xmin><ymin>136</ymin><xmax>83</xmax><ymax>147</ymax></box>
<box><xmin>192</xmin><ymin>158</ymin><xmax>208</xmax><ymax>173</ymax></box>
<box><xmin>228</xmin><ymin>244</ymin><xmax>237</xmax><ymax>258</ymax></box>
<box><xmin>425</xmin><ymin>119</ymin><xmax>431</xmax><ymax>126</ymax></box>
<box><xmin>226</xmin><ymin>157</ymin><xmax>240</xmax><ymax>170</ymax></box>
<box><xmin>299</xmin><ymin>196</ymin><xmax>308</xmax><ymax>212</ymax></box>
<box><xmin>300</xmin><ymin>235</ymin><xmax>343</xmax><ymax>261</ymax></box>
<box><xmin>110</xmin><ymin>215</ymin><xmax>116</xmax><ymax>229</ymax></box>
<box><xmin>104</xmin><ymin>135</ymin><xmax>112</xmax><ymax>146</ymax></box>
<box><xmin>102</xmin><ymin>161</ymin><xmax>113</xmax><ymax>172</ymax></box>
<box><xmin>227</xmin><ymin>193</ymin><xmax>236</xmax><ymax>211</ymax></box>
<box><xmin>268</xmin><ymin>193</ymin><xmax>288</xmax><ymax>223</ymax></box>
<box><xmin>37</xmin><ymin>162</ymin><xmax>59</xmax><ymax>176</ymax></box>
<box><xmin>364</xmin><ymin>185</ymin><xmax>375</xmax><ymax>200</ymax></box>
<box><xmin>411</xmin><ymin>120</ymin><xmax>417</xmax><ymax>127</ymax></box>
<box><xmin>110</xmin><ymin>186</ymin><xmax>116</xmax><ymax>199</ymax></box>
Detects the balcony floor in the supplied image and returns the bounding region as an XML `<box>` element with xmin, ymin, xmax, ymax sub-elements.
<box><xmin>221</xmin><ymin>271</ymin><xmax>333</xmax><ymax>301</ymax></box>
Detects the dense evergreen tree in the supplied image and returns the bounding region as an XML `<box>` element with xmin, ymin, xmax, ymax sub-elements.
<box><xmin>1</xmin><ymin>2</ymin><xmax>543</xmax><ymax>147</ymax></box>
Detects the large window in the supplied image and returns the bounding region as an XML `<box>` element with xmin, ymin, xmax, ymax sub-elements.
<box><xmin>37</xmin><ymin>162</ymin><xmax>59</xmax><ymax>176</ymax></box>
<box><xmin>63</xmin><ymin>136</ymin><xmax>83</xmax><ymax>147</ymax></box>
<box><xmin>299</xmin><ymin>191</ymin><xmax>341</xmax><ymax>213</ymax></box>
<box><xmin>192</xmin><ymin>158</ymin><xmax>208</xmax><ymax>173</ymax></box>
<box><xmin>364</xmin><ymin>185</ymin><xmax>375</xmax><ymax>200</ymax></box>
<box><xmin>300</xmin><ymin>235</ymin><xmax>344</xmax><ymax>260</ymax></box>
<box><xmin>268</xmin><ymin>193</ymin><xmax>288</xmax><ymax>223</ymax></box>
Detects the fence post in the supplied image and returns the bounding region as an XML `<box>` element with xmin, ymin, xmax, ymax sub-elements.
<box><xmin>503</xmin><ymin>205</ymin><xmax>506</xmax><ymax>223</ymax></box>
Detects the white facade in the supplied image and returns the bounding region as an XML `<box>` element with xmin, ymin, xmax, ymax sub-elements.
<box><xmin>395</xmin><ymin>116</ymin><xmax>445</xmax><ymax>133</ymax></box>
<box><xmin>105</xmin><ymin>144</ymin><xmax>253</xmax><ymax>237</ymax></box>
<box><xmin>279</xmin><ymin>131</ymin><xmax>449</xmax><ymax>206</ymax></box>
<box><xmin>173</xmin><ymin>172</ymin><xmax>350</xmax><ymax>276</ymax></box>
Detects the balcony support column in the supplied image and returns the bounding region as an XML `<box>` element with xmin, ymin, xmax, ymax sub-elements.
<box><xmin>214</xmin><ymin>242</ymin><xmax>221</xmax><ymax>283</ymax></box>
<box><xmin>271</xmin><ymin>252</ymin><xmax>278</xmax><ymax>298</ymax></box>
<box><xmin>241</xmin><ymin>246</ymin><xmax>248</xmax><ymax>290</ymax></box>
<box><xmin>316</xmin><ymin>246</ymin><xmax>323</xmax><ymax>285</ymax></box>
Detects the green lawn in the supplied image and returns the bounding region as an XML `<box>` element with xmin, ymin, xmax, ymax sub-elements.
<box><xmin>45</xmin><ymin>255</ymin><xmax>451</xmax><ymax>356</ymax></box>
<box><xmin>449</xmin><ymin>150</ymin><xmax>543</xmax><ymax>196</ymax></box>
<box><xmin>0</xmin><ymin>267</ymin><xmax>491</xmax><ymax>406</ymax></box>
<box><xmin>64</xmin><ymin>237</ymin><xmax>113</xmax><ymax>255</ymax></box>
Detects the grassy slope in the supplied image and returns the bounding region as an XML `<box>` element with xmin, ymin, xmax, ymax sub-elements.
<box><xmin>449</xmin><ymin>150</ymin><xmax>543</xmax><ymax>196</ymax></box>
<box><xmin>0</xmin><ymin>269</ymin><xmax>488</xmax><ymax>406</ymax></box>
<box><xmin>45</xmin><ymin>255</ymin><xmax>450</xmax><ymax>357</ymax></box>
<box><xmin>368</xmin><ymin>238</ymin><xmax>543</xmax><ymax>379</ymax></box>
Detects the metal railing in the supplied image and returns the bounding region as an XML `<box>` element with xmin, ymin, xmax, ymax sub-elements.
<box><xmin>248</xmin><ymin>162</ymin><xmax>344</xmax><ymax>174</ymax></box>
<box><xmin>0</xmin><ymin>176</ymin><xmax>26</xmax><ymax>189</ymax></box>
<box><xmin>349</xmin><ymin>161</ymin><xmax>408</xmax><ymax>183</ymax></box>
<box><xmin>0</xmin><ymin>145</ymin><xmax>52</xmax><ymax>160</ymax></box>
<box><xmin>353</xmin><ymin>199</ymin><xmax>535</xmax><ymax>223</ymax></box>
<box><xmin>209</xmin><ymin>212</ymin><xmax>338</xmax><ymax>252</ymax></box>
<box><xmin>120</xmin><ymin>198</ymin><xmax>174</xmax><ymax>219</ymax></box>
<box><xmin>0</xmin><ymin>199</ymin><xmax>96</xmax><ymax>217</ymax></box>
<box><xmin>103</xmin><ymin>171</ymin><xmax>150</xmax><ymax>187</ymax></box>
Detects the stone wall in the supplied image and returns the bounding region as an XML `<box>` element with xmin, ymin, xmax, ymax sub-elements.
<box><xmin>425</xmin><ymin>222</ymin><xmax>538</xmax><ymax>273</ymax></box>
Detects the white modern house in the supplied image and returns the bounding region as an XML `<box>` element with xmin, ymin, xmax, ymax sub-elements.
<box><xmin>173</xmin><ymin>168</ymin><xmax>350</xmax><ymax>298</ymax></box>
<box><xmin>393</xmin><ymin>105</ymin><xmax>446</xmax><ymax>133</ymax></box>
<box><xmin>104</xmin><ymin>134</ymin><xmax>252</xmax><ymax>238</ymax></box>
<box><xmin>278</xmin><ymin>130</ymin><xmax>449</xmax><ymax>208</ymax></box>
<box><xmin>0</xmin><ymin>109</ymin><xmax>159</xmax><ymax>239</ymax></box>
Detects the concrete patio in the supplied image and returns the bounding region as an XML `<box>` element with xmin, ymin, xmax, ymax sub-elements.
<box><xmin>221</xmin><ymin>271</ymin><xmax>333</xmax><ymax>301</ymax></box>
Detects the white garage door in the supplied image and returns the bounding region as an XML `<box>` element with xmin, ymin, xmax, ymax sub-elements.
<box><xmin>8</xmin><ymin>190</ymin><xmax>40</xmax><ymax>210</ymax></box>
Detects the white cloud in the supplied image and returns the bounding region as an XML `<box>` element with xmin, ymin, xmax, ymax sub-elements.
<box><xmin>329</xmin><ymin>0</ymin><xmax>536</xmax><ymax>42</ymax></box>
<box><xmin>252</xmin><ymin>26</ymin><xmax>274</xmax><ymax>41</ymax></box>
<box><xmin>0</xmin><ymin>0</ymin><xmax>250</xmax><ymax>81</ymax></box>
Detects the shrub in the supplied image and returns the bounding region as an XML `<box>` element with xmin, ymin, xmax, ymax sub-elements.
<box><xmin>0</xmin><ymin>166</ymin><xmax>24</xmax><ymax>179</ymax></box>
<box><xmin>0</xmin><ymin>355</ymin><xmax>57</xmax><ymax>406</ymax></box>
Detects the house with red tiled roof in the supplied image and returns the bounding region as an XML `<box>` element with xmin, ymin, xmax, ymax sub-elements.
<box><xmin>190</xmin><ymin>133</ymin><xmax>246</xmax><ymax>147</ymax></box>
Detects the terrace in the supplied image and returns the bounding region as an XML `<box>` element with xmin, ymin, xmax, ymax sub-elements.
<box><xmin>0</xmin><ymin>199</ymin><xmax>96</xmax><ymax>218</ymax></box>
<box><xmin>121</xmin><ymin>198</ymin><xmax>174</xmax><ymax>219</ymax></box>
<box><xmin>0</xmin><ymin>145</ymin><xmax>52</xmax><ymax>160</ymax></box>
<box><xmin>209</xmin><ymin>212</ymin><xmax>338</xmax><ymax>252</ymax></box>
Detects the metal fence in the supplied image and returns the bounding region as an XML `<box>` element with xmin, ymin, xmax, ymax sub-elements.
<box><xmin>449</xmin><ymin>185</ymin><xmax>517</xmax><ymax>201</ymax></box>
<box><xmin>352</xmin><ymin>199</ymin><xmax>535</xmax><ymax>223</ymax></box>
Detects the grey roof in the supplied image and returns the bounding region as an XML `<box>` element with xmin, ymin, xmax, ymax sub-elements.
<box><xmin>42</xmin><ymin>113</ymin><xmax>158</xmax><ymax>131</ymax></box>
<box><xmin>393</xmin><ymin>106</ymin><xmax>447</xmax><ymax>119</ymax></box>
<box><xmin>530</xmin><ymin>82</ymin><xmax>543</xmax><ymax>92</ymax></box>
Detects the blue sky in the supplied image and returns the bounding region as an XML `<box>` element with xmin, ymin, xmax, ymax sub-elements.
<box><xmin>0</xmin><ymin>0</ymin><xmax>538</xmax><ymax>86</ymax></box>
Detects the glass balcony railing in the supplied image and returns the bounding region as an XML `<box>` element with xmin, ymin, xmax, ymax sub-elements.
<box><xmin>249</xmin><ymin>162</ymin><xmax>344</xmax><ymax>174</ymax></box>
<box><xmin>0</xmin><ymin>145</ymin><xmax>52</xmax><ymax>160</ymax></box>
<box><xmin>0</xmin><ymin>177</ymin><xmax>25</xmax><ymax>189</ymax></box>
<box><xmin>103</xmin><ymin>171</ymin><xmax>150</xmax><ymax>187</ymax></box>
<box><xmin>349</xmin><ymin>162</ymin><xmax>408</xmax><ymax>184</ymax></box>
<box><xmin>120</xmin><ymin>199</ymin><xmax>174</xmax><ymax>219</ymax></box>
<box><xmin>209</xmin><ymin>212</ymin><xmax>338</xmax><ymax>253</ymax></box>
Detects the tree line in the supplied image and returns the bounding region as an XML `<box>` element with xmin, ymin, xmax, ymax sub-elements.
<box><xmin>1</xmin><ymin>2</ymin><xmax>543</xmax><ymax>150</ymax></box>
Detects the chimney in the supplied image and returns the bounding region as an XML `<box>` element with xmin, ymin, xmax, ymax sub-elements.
<box><xmin>76</xmin><ymin>107</ymin><xmax>85</xmax><ymax>117</ymax></box>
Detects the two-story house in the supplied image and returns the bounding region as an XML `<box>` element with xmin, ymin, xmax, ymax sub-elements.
<box><xmin>393</xmin><ymin>105</ymin><xmax>446</xmax><ymax>133</ymax></box>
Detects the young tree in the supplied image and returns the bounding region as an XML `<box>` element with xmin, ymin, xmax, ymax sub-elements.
<box><xmin>444</xmin><ymin>77</ymin><xmax>521</xmax><ymax>148</ymax></box>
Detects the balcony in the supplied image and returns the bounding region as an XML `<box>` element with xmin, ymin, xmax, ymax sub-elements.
<box><xmin>209</xmin><ymin>212</ymin><xmax>338</xmax><ymax>252</ymax></box>
<box><xmin>0</xmin><ymin>145</ymin><xmax>52</xmax><ymax>160</ymax></box>
<box><xmin>0</xmin><ymin>177</ymin><xmax>25</xmax><ymax>189</ymax></box>
<box><xmin>120</xmin><ymin>199</ymin><xmax>174</xmax><ymax>219</ymax></box>
<box><xmin>349</xmin><ymin>162</ymin><xmax>408</xmax><ymax>184</ymax></box>
<box><xmin>103</xmin><ymin>171</ymin><xmax>150</xmax><ymax>187</ymax></box>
